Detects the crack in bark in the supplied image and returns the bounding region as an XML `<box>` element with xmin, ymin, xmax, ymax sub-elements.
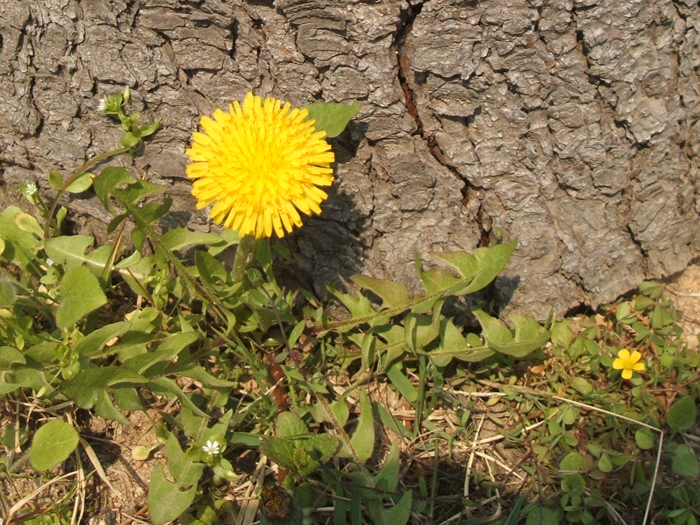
<box><xmin>393</xmin><ymin>0</ymin><xmax>491</xmax><ymax>247</ymax></box>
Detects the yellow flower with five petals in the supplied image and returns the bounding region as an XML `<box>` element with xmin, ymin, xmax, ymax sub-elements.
<box><xmin>612</xmin><ymin>348</ymin><xmax>645</xmax><ymax>380</ymax></box>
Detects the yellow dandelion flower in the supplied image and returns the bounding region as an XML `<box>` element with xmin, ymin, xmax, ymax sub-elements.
<box><xmin>612</xmin><ymin>348</ymin><xmax>646</xmax><ymax>380</ymax></box>
<box><xmin>186</xmin><ymin>92</ymin><xmax>335</xmax><ymax>238</ymax></box>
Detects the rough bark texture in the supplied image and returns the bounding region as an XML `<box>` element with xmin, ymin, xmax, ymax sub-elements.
<box><xmin>1</xmin><ymin>0</ymin><xmax>699</xmax><ymax>319</ymax></box>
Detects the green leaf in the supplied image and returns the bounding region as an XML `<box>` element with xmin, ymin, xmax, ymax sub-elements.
<box><xmin>425</xmin><ymin>317</ymin><xmax>493</xmax><ymax>366</ymax></box>
<box><xmin>559</xmin><ymin>452</ymin><xmax>583</xmax><ymax>472</ymax></box>
<box><xmin>0</xmin><ymin>207</ymin><xmax>44</xmax><ymax>269</ymax></box>
<box><xmin>430</xmin><ymin>240</ymin><xmax>517</xmax><ymax>296</ymax></box>
<box><xmin>44</xmin><ymin>235</ymin><xmax>95</xmax><ymax>269</ymax></box>
<box><xmin>0</xmin><ymin>278</ymin><xmax>17</xmax><ymax>306</ymax></box>
<box><xmin>74</xmin><ymin>321</ymin><xmax>132</xmax><ymax>357</ymax></box>
<box><xmin>374</xmin><ymin>441</ymin><xmax>400</xmax><ymax>492</ymax></box>
<box><xmin>61</xmin><ymin>367</ymin><xmax>148</xmax><ymax>408</ymax></box>
<box><xmin>635</xmin><ymin>429</ymin><xmax>656</xmax><ymax>450</ymax></box>
<box><xmin>526</xmin><ymin>506</ymin><xmax>560</xmax><ymax>525</ymax></box>
<box><xmin>302</xmin><ymin>434</ymin><xmax>339</xmax><ymax>464</ymax></box>
<box><xmin>383</xmin><ymin>490</ymin><xmax>412</xmax><ymax>525</ymax></box>
<box><xmin>15</xmin><ymin>213</ymin><xmax>44</xmax><ymax>238</ymax></box>
<box><xmin>672</xmin><ymin>444</ymin><xmax>699</xmax><ymax>477</ymax></box>
<box><xmin>276</xmin><ymin>412</ymin><xmax>308</xmax><ymax>438</ymax></box>
<box><xmin>55</xmin><ymin>265</ymin><xmax>108</xmax><ymax>328</ymax></box>
<box><xmin>0</xmin><ymin>346</ymin><xmax>25</xmax><ymax>368</ymax></box>
<box><xmin>571</xmin><ymin>377</ymin><xmax>594</xmax><ymax>396</ymax></box>
<box><xmin>304</xmin><ymin>102</ymin><xmax>361</xmax><ymax>138</ymax></box>
<box><xmin>120</xmin><ymin>131</ymin><xmax>140</xmax><ymax>148</ymax></box>
<box><xmin>30</xmin><ymin>420</ymin><xmax>79</xmax><ymax>471</ymax></box>
<box><xmin>164</xmin><ymin>432</ymin><xmax>205</xmax><ymax>486</ymax></box>
<box><xmin>667</xmin><ymin>396</ymin><xmax>697</xmax><ymax>431</ymax></box>
<box><xmin>149</xmin><ymin>465</ymin><xmax>199</xmax><ymax>525</ymax></box>
<box><xmin>386</xmin><ymin>361</ymin><xmax>417</xmax><ymax>402</ymax></box>
<box><xmin>597</xmin><ymin>453</ymin><xmax>613</xmax><ymax>473</ymax></box>
<box><xmin>147</xmin><ymin>377</ymin><xmax>209</xmax><ymax>417</ymax></box>
<box><xmin>64</xmin><ymin>173</ymin><xmax>94</xmax><ymax>193</ymax></box>
<box><xmin>160</xmin><ymin>228</ymin><xmax>223</xmax><ymax>251</ymax></box>
<box><xmin>260</xmin><ymin>438</ymin><xmax>298</xmax><ymax>472</ymax></box>
<box><xmin>351</xmin><ymin>275</ymin><xmax>411</xmax><ymax>309</ymax></box>
<box><xmin>138</xmin><ymin>120</ymin><xmax>161</xmax><ymax>138</ymax></box>
<box><xmin>350</xmin><ymin>391</ymin><xmax>375</xmax><ymax>462</ymax></box>
<box><xmin>94</xmin><ymin>167</ymin><xmax>136</xmax><ymax>212</ymax></box>
<box><xmin>474</xmin><ymin>310</ymin><xmax>549</xmax><ymax>358</ymax></box>
<box><xmin>48</xmin><ymin>170</ymin><xmax>64</xmax><ymax>190</ymax></box>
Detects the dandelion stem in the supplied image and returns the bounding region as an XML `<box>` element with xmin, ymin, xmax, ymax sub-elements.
<box><xmin>232</xmin><ymin>235</ymin><xmax>255</xmax><ymax>282</ymax></box>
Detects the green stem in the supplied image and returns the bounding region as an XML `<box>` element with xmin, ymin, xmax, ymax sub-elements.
<box><xmin>43</xmin><ymin>145</ymin><xmax>132</xmax><ymax>239</ymax></box>
<box><xmin>231</xmin><ymin>235</ymin><xmax>255</xmax><ymax>282</ymax></box>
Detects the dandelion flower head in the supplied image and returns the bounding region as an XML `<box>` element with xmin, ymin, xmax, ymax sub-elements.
<box><xmin>612</xmin><ymin>348</ymin><xmax>646</xmax><ymax>380</ymax></box>
<box><xmin>186</xmin><ymin>93</ymin><xmax>335</xmax><ymax>238</ymax></box>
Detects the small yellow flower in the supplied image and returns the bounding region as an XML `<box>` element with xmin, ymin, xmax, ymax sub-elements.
<box><xmin>612</xmin><ymin>348</ymin><xmax>646</xmax><ymax>380</ymax></box>
<box><xmin>186</xmin><ymin>92</ymin><xmax>335</xmax><ymax>239</ymax></box>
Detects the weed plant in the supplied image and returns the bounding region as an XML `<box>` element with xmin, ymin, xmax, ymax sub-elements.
<box><xmin>0</xmin><ymin>89</ymin><xmax>698</xmax><ymax>525</ymax></box>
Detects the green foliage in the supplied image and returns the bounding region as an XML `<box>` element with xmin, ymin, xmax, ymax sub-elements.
<box><xmin>3</xmin><ymin>88</ymin><xmax>699</xmax><ymax>525</ymax></box>
<box><xmin>668</xmin><ymin>396</ymin><xmax>697</xmax><ymax>431</ymax></box>
<box><xmin>304</xmin><ymin>101</ymin><xmax>361</xmax><ymax>138</ymax></box>
<box><xmin>29</xmin><ymin>420</ymin><xmax>79</xmax><ymax>471</ymax></box>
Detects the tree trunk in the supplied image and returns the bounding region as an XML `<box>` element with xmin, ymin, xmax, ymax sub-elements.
<box><xmin>1</xmin><ymin>0</ymin><xmax>698</xmax><ymax>319</ymax></box>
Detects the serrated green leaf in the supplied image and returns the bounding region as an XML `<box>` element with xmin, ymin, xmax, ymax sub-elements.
<box><xmin>667</xmin><ymin>396</ymin><xmax>697</xmax><ymax>431</ymax></box>
<box><xmin>147</xmin><ymin>377</ymin><xmax>208</xmax><ymax>417</ymax></box>
<box><xmin>30</xmin><ymin>420</ymin><xmax>79</xmax><ymax>471</ymax></box>
<box><xmin>430</xmin><ymin>240</ymin><xmax>517</xmax><ymax>295</ymax></box>
<box><xmin>304</xmin><ymin>102</ymin><xmax>361</xmax><ymax>138</ymax></box>
<box><xmin>474</xmin><ymin>310</ymin><xmax>549</xmax><ymax>358</ymax></box>
<box><xmin>424</xmin><ymin>317</ymin><xmax>493</xmax><ymax>366</ymax></box>
<box><xmin>94</xmin><ymin>388</ymin><xmax>129</xmax><ymax>424</ymax></box>
<box><xmin>61</xmin><ymin>367</ymin><xmax>148</xmax><ymax>408</ymax></box>
<box><xmin>351</xmin><ymin>275</ymin><xmax>411</xmax><ymax>309</ymax></box>
<box><xmin>55</xmin><ymin>265</ymin><xmax>108</xmax><ymax>328</ymax></box>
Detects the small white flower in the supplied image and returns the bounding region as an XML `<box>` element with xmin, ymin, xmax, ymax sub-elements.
<box><xmin>202</xmin><ymin>440</ymin><xmax>221</xmax><ymax>456</ymax></box>
<box><xmin>25</xmin><ymin>182</ymin><xmax>38</xmax><ymax>195</ymax></box>
<box><xmin>45</xmin><ymin>258</ymin><xmax>54</xmax><ymax>267</ymax></box>
<box><xmin>97</xmin><ymin>97</ymin><xmax>107</xmax><ymax>112</ymax></box>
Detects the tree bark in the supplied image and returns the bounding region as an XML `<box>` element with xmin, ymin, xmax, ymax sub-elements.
<box><xmin>1</xmin><ymin>0</ymin><xmax>698</xmax><ymax>319</ymax></box>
